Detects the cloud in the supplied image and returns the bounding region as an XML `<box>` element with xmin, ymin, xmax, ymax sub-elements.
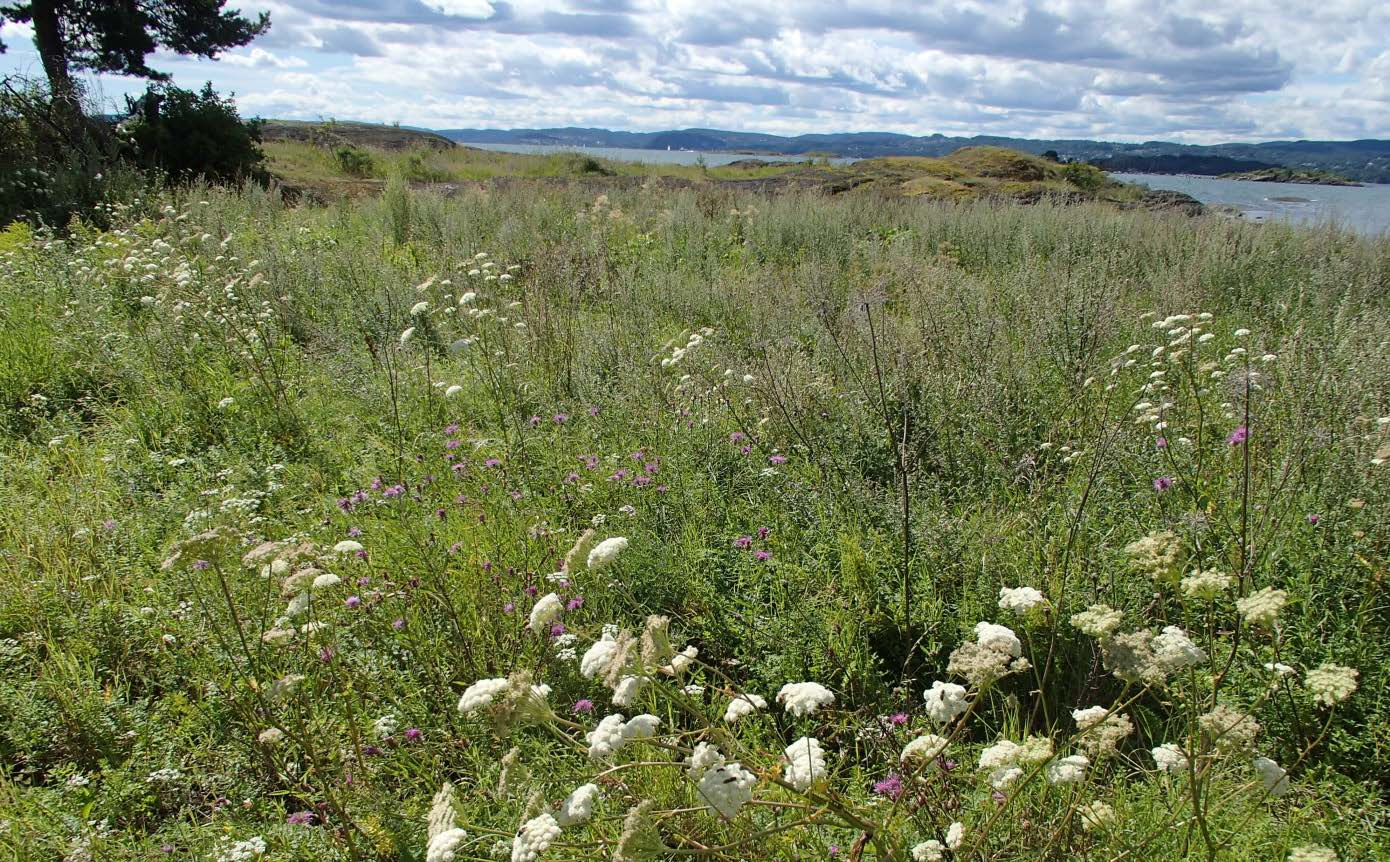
<box><xmin>0</xmin><ymin>0</ymin><xmax>1384</xmax><ymax>143</ymax></box>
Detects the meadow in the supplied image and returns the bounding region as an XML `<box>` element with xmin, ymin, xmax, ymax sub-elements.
<box><xmin>0</xmin><ymin>175</ymin><xmax>1387</xmax><ymax>861</ymax></box>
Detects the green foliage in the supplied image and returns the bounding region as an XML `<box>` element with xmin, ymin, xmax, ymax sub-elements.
<box><xmin>332</xmin><ymin>145</ymin><xmax>375</xmax><ymax>177</ymax></box>
<box><xmin>0</xmin><ymin>183</ymin><xmax>1385</xmax><ymax>860</ymax></box>
<box><xmin>119</xmin><ymin>82</ymin><xmax>267</xmax><ymax>185</ymax></box>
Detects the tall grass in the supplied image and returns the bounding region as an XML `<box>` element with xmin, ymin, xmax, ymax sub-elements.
<box><xmin>0</xmin><ymin>185</ymin><xmax>1386</xmax><ymax>862</ymax></box>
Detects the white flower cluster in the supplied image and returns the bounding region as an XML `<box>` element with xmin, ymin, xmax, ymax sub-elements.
<box><xmin>586</xmin><ymin>536</ymin><xmax>629</xmax><ymax>572</ymax></box>
<box><xmin>947</xmin><ymin>622</ymin><xmax>1028</xmax><ymax>686</ymax></box>
<box><xmin>529</xmin><ymin>592</ymin><xmax>563</xmax><ymax>633</ymax></box>
<box><xmin>723</xmin><ymin>692</ymin><xmax>767</xmax><ymax>723</ymax></box>
<box><xmin>215</xmin><ymin>837</ymin><xmax>267</xmax><ymax>862</ymax></box>
<box><xmin>1303</xmin><ymin>663</ymin><xmax>1358</xmax><ymax>706</ymax></box>
<box><xmin>998</xmin><ymin>585</ymin><xmax>1046</xmax><ymax>613</ymax></box>
<box><xmin>782</xmin><ymin>737</ymin><xmax>827</xmax><ymax>791</ymax></box>
<box><xmin>923</xmin><ymin>681</ymin><xmax>968</xmax><ymax>724</ymax></box>
<box><xmin>697</xmin><ymin>762</ymin><xmax>757</xmax><ymax>819</ymax></box>
<box><xmin>978</xmin><ymin>736</ymin><xmax>1053</xmax><ymax>789</ymax></box>
<box><xmin>1236</xmin><ymin>586</ymin><xmax>1288</xmax><ymax>627</ymax></box>
<box><xmin>586</xmin><ymin>713</ymin><xmax>661</xmax><ymax>759</ymax></box>
<box><xmin>1045</xmin><ymin>754</ymin><xmax>1089</xmax><ymax>785</ymax></box>
<box><xmin>1252</xmin><ymin>756</ymin><xmax>1290</xmax><ymax>797</ymax></box>
<box><xmin>426</xmin><ymin>829</ymin><xmax>468</xmax><ymax>862</ymax></box>
<box><xmin>511</xmin><ymin>813</ymin><xmax>561</xmax><ymax>862</ymax></box>
<box><xmin>776</xmin><ymin>682</ymin><xmax>835</xmax><ymax>717</ymax></box>
<box><xmin>1151</xmin><ymin>743</ymin><xmax>1189</xmax><ymax>774</ymax></box>
<box><xmin>555</xmin><ymin>783</ymin><xmax>601</xmax><ymax>827</ymax></box>
<box><xmin>1071</xmin><ymin>706</ymin><xmax>1134</xmax><ymax>756</ymax></box>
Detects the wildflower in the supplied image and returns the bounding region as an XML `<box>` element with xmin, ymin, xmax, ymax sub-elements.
<box><xmin>426</xmin><ymin>828</ymin><xmax>467</xmax><ymax>862</ymax></box>
<box><xmin>1236</xmin><ymin>586</ymin><xmax>1288</xmax><ymax>627</ymax></box>
<box><xmin>1182</xmin><ymin>569</ymin><xmax>1233</xmax><ymax>601</ymax></box>
<box><xmin>1078</xmin><ymin>801</ymin><xmax>1114</xmax><ymax>831</ymax></box>
<box><xmin>945</xmin><ymin>823</ymin><xmax>964</xmax><ymax>850</ymax></box>
<box><xmin>901</xmin><ymin>734</ymin><xmax>949</xmax><ymax>769</ymax></box>
<box><xmin>755</xmin><ymin>549</ymin><xmax>771</xmax><ymax>562</ymax></box>
<box><xmin>444</xmin><ymin>385</ymin><xmax>463</xmax><ymax>398</ymax></box>
<box><xmin>1072</xmin><ymin>706</ymin><xmax>1134</xmax><ymax>756</ymax></box>
<box><xmin>777</xmin><ymin>681</ymin><xmax>835</xmax><ymax>717</ymax></box>
<box><xmin>458</xmin><ymin>678</ymin><xmax>509</xmax><ymax>714</ymax></box>
<box><xmin>311</xmin><ymin>573</ymin><xmax>340</xmax><ymax>591</ymax></box>
<box><xmin>405</xmin><ymin>727</ymin><xmax>422</xmax><ymax>741</ymax></box>
<box><xmin>887</xmin><ymin>712</ymin><xmax>909</xmax><ymax>726</ymax></box>
<box><xmin>511</xmin><ymin>813</ymin><xmax>560</xmax><ymax>862</ymax></box>
<box><xmin>686</xmin><ymin>742</ymin><xmax>726</xmax><ymax>780</ymax></box>
<box><xmin>782</xmin><ymin>737</ymin><xmax>828</xmax><ymax>792</ymax></box>
<box><xmin>1099</xmin><ymin>629</ymin><xmax>1165</xmax><ymax>684</ymax></box>
<box><xmin>572</xmin><ymin>699</ymin><xmax>594</xmax><ymax>714</ymax></box>
<box><xmin>1303</xmin><ymin>664</ymin><xmax>1358</xmax><ymax>706</ymax></box>
<box><xmin>585</xmin><ymin>714</ymin><xmax>629</xmax><ymax>759</ymax></box>
<box><xmin>286</xmin><ymin>811</ymin><xmax>315</xmax><ymax>826</ymax></box>
<box><xmin>586</xmin><ymin>537</ymin><xmax>629</xmax><ymax>571</ymax></box>
<box><xmin>345</xmin><ymin>595</ymin><xmax>361</xmax><ymax>608</ymax></box>
<box><xmin>410</xmin><ymin>301</ymin><xmax>429</xmax><ymax>317</ymax></box>
<box><xmin>997</xmin><ymin>586</ymin><xmax>1046</xmax><ymax>613</ymax></box>
<box><xmin>373</xmin><ymin>715</ymin><xmax>398</xmax><ymax>739</ymax></box>
<box><xmin>1152</xmin><ymin>625</ymin><xmax>1206</xmax><ymax>671</ymax></box>
<box><xmin>698</xmin><ymin>762</ymin><xmax>757</xmax><ymax>819</ymax></box>
<box><xmin>1253</xmin><ymin>756</ymin><xmax>1290</xmax><ymax>797</ymax></box>
<box><xmin>556</xmin><ymin>783</ymin><xmax>600</xmax><ymax>827</ymax></box>
<box><xmin>528</xmin><ymin>593</ymin><xmax>563</xmax><ymax>633</ymax></box>
<box><xmin>974</xmin><ymin>621</ymin><xmax>1022</xmax><ymax>656</ymax></box>
<box><xmin>612</xmin><ymin>675</ymin><xmax>645</xmax><ymax>706</ymax></box>
<box><xmin>1199</xmin><ymin>705</ymin><xmax>1261</xmax><ymax>752</ymax></box>
<box><xmin>400</xmin><ymin>327</ymin><xmax>416</xmax><ymax>346</ymax></box>
<box><xmin>1125</xmin><ymin>530</ymin><xmax>1184</xmax><ymax>584</ymax></box>
<box><xmin>911</xmin><ymin>841</ymin><xmax>945</xmax><ymax>861</ymax></box>
<box><xmin>1227</xmin><ymin>425</ymin><xmax>1249</xmax><ymax>446</ymax></box>
<box><xmin>428</xmin><ymin>782</ymin><xmax>458</xmax><ymax>840</ymax></box>
<box><xmin>1071</xmin><ymin>604</ymin><xmax>1123</xmax><ymax>637</ymax></box>
<box><xmin>333</xmin><ymin>540</ymin><xmax>364</xmax><ymax>554</ymax></box>
<box><xmin>1153</xmin><ymin>476</ymin><xmax>1174</xmax><ymax>492</ymax></box>
<box><xmin>872</xmin><ymin>773</ymin><xmax>905</xmax><ymax>799</ymax></box>
<box><xmin>215</xmin><ymin>837</ymin><xmax>267</xmax><ymax>862</ymax></box>
<box><xmin>724</xmin><ymin>692</ymin><xmax>767</xmax><ymax>723</ymax></box>
<box><xmin>256</xmin><ymin>728</ymin><xmax>285</xmax><ymax>745</ymax></box>
<box><xmin>1152</xmin><ymin>743</ymin><xmax>1189</xmax><ymax>774</ymax></box>
<box><xmin>1288</xmin><ymin>847</ymin><xmax>1338</xmax><ymax>862</ymax></box>
<box><xmin>978</xmin><ymin>740</ymin><xmax>1027</xmax><ymax>789</ymax></box>
<box><xmin>580</xmin><ymin>633</ymin><xmax>618</xmax><ymax>678</ymax></box>
<box><xmin>1046</xmin><ymin>754</ymin><xmax>1089</xmax><ymax>785</ymax></box>
<box><xmin>923</xmin><ymin>681</ymin><xmax>969</xmax><ymax>723</ymax></box>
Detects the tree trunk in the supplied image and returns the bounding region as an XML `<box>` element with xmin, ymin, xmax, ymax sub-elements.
<box><xmin>29</xmin><ymin>0</ymin><xmax>75</xmax><ymax>111</ymax></box>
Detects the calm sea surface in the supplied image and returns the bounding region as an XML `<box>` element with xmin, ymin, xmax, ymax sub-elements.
<box><xmin>1112</xmin><ymin>173</ymin><xmax>1390</xmax><ymax>236</ymax></box>
<box><xmin>461</xmin><ymin>143</ymin><xmax>1390</xmax><ymax>236</ymax></box>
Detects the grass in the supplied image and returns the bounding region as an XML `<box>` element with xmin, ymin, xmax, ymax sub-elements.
<box><xmin>0</xmin><ymin>181</ymin><xmax>1387</xmax><ymax>862</ymax></box>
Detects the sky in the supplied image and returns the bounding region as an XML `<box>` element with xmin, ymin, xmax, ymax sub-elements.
<box><xmin>1</xmin><ymin>1</ymin><xmax>1387</xmax><ymax>144</ymax></box>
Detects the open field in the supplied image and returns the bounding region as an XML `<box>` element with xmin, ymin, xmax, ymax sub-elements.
<box><xmin>1</xmin><ymin>179</ymin><xmax>1387</xmax><ymax>861</ymax></box>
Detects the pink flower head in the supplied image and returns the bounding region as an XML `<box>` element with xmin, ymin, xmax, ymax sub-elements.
<box><xmin>1227</xmin><ymin>425</ymin><xmax>1249</xmax><ymax>446</ymax></box>
<box><xmin>1153</xmin><ymin>476</ymin><xmax>1174</xmax><ymax>492</ymax></box>
<box><xmin>573</xmin><ymin>699</ymin><xmax>595</xmax><ymax>713</ymax></box>
<box><xmin>872</xmin><ymin>774</ymin><xmax>905</xmax><ymax>800</ymax></box>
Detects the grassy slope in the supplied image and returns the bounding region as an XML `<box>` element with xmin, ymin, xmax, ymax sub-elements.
<box><xmin>258</xmin><ymin>120</ymin><xmax>1144</xmax><ymax>206</ymax></box>
<box><xmin>0</xmin><ymin>183</ymin><xmax>1386</xmax><ymax>860</ymax></box>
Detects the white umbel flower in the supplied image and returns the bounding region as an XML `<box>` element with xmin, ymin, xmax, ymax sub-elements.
<box><xmin>686</xmin><ymin>742</ymin><xmax>726</xmax><ymax>780</ymax></box>
<box><xmin>723</xmin><ymin>692</ymin><xmax>767</xmax><ymax>723</ymax></box>
<box><xmin>998</xmin><ymin>586</ymin><xmax>1046</xmax><ymax>613</ymax></box>
<box><xmin>1253</xmin><ymin>756</ymin><xmax>1290</xmax><ymax>797</ymax></box>
<box><xmin>782</xmin><ymin>737</ymin><xmax>827</xmax><ymax>791</ymax></box>
<box><xmin>555</xmin><ymin>783</ymin><xmax>600</xmax><ymax>827</ymax></box>
<box><xmin>698</xmin><ymin>762</ymin><xmax>756</xmax><ymax>819</ymax></box>
<box><xmin>1288</xmin><ymin>846</ymin><xmax>1338</xmax><ymax>862</ymax></box>
<box><xmin>511</xmin><ymin>813</ymin><xmax>560</xmax><ymax>862</ymax></box>
<box><xmin>1236</xmin><ymin>587</ymin><xmax>1288</xmax><ymax>626</ymax></box>
<box><xmin>1304</xmin><ymin>663</ymin><xmax>1358</xmax><ymax>706</ymax></box>
<box><xmin>426</xmin><ymin>828</ymin><xmax>467</xmax><ymax>862</ymax></box>
<box><xmin>528</xmin><ymin>592</ymin><xmax>563</xmax><ymax>633</ymax></box>
<box><xmin>622</xmin><ymin>714</ymin><xmax>661</xmax><ymax>740</ymax></box>
<box><xmin>1072</xmin><ymin>706</ymin><xmax>1134</xmax><ymax>755</ymax></box>
<box><xmin>587</xmin><ymin>713</ymin><xmax>628</xmax><ymax>759</ymax></box>
<box><xmin>945</xmin><ymin>822</ymin><xmax>963</xmax><ymax>850</ymax></box>
<box><xmin>612</xmin><ymin>675</ymin><xmax>645</xmax><ymax>707</ymax></box>
<box><xmin>410</xmin><ymin>301</ymin><xmax>430</xmax><ymax>317</ymax></box>
<box><xmin>311</xmin><ymin>572</ymin><xmax>341</xmax><ymax>590</ymax></box>
<box><xmin>1078</xmin><ymin>801</ymin><xmax>1114</xmax><ymax>831</ymax></box>
<box><xmin>974</xmin><ymin>622</ymin><xmax>1022</xmax><ymax>656</ymax></box>
<box><xmin>1046</xmin><ymin>754</ymin><xmax>1089</xmax><ymax>785</ymax></box>
<box><xmin>777</xmin><ymin>682</ymin><xmax>835</xmax><ymax>717</ymax></box>
<box><xmin>1151</xmin><ymin>743</ymin><xmax>1189</xmax><ymax>774</ymax></box>
<box><xmin>579</xmin><ymin>633</ymin><xmax>617</xmax><ymax>679</ymax></box>
<box><xmin>586</xmin><ymin>537</ymin><xmax>629</xmax><ymax>572</ymax></box>
<box><xmin>400</xmin><ymin>326</ymin><xmax>416</xmax><ymax>346</ymax></box>
<box><xmin>1070</xmin><ymin>604</ymin><xmax>1123</xmax><ymax>638</ymax></box>
<box><xmin>923</xmin><ymin>681</ymin><xmax>969</xmax><ymax>724</ymax></box>
<box><xmin>1152</xmin><ymin>625</ymin><xmax>1206</xmax><ymax>671</ymax></box>
<box><xmin>901</xmin><ymin>734</ymin><xmax>949</xmax><ymax>768</ymax></box>
<box><xmin>458</xmin><ymin>678</ymin><xmax>509</xmax><ymax>714</ymax></box>
<box><xmin>332</xmin><ymin>540</ymin><xmax>364</xmax><ymax>554</ymax></box>
<box><xmin>427</xmin><ymin>781</ymin><xmax>457</xmax><ymax>840</ymax></box>
<box><xmin>911</xmin><ymin>840</ymin><xmax>945</xmax><ymax>861</ymax></box>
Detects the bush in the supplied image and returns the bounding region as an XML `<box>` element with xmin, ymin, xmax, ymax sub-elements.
<box><xmin>333</xmin><ymin>146</ymin><xmax>375</xmax><ymax>177</ymax></box>
<box><xmin>118</xmin><ymin>82</ymin><xmax>267</xmax><ymax>185</ymax></box>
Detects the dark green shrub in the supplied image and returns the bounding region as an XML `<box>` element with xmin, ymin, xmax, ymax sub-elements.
<box><xmin>118</xmin><ymin>82</ymin><xmax>267</xmax><ymax>185</ymax></box>
<box><xmin>334</xmin><ymin>145</ymin><xmax>375</xmax><ymax>177</ymax></box>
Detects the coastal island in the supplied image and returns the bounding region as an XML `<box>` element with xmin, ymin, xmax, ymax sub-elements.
<box><xmin>1219</xmin><ymin>167</ymin><xmax>1361</xmax><ymax>186</ymax></box>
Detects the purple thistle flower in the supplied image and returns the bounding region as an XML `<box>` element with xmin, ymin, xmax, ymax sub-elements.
<box><xmin>347</xmin><ymin>526</ymin><xmax>362</xmax><ymax>537</ymax></box>
<box><xmin>193</xmin><ymin>559</ymin><xmax>210</xmax><ymax>570</ymax></box>
<box><xmin>363</xmin><ymin>745</ymin><xmax>381</xmax><ymax>756</ymax></box>
<box><xmin>734</xmin><ymin>535</ymin><xmax>753</xmax><ymax>549</ymax></box>
<box><xmin>566</xmin><ymin>596</ymin><xmax>584</xmax><ymax>611</ymax></box>
<box><xmin>588</xmin><ymin>405</ymin><xmax>600</xmax><ymax>417</ymax></box>
<box><xmin>565</xmin><ymin>472</ymin><xmax>580</xmax><ymax>484</ymax></box>
<box><xmin>769</xmin><ymin>454</ymin><xmax>787</xmax><ymax>465</ymax></box>
<box><xmin>730</xmin><ymin>431</ymin><xmax>746</xmax><ymax>442</ymax></box>
<box><xmin>445</xmin><ymin>422</ymin><xmax>459</xmax><ymax>435</ymax></box>
<box><xmin>1155</xmin><ymin>437</ymin><xmax>1168</xmax><ymax>449</ymax></box>
<box><xmin>319</xmin><ymin>646</ymin><xmax>334</xmax><ymax>663</ymax></box>
<box><xmin>553</xmin><ymin>413</ymin><xmax>568</xmax><ymax>424</ymax></box>
<box><xmin>336</xmin><ymin>497</ymin><xmax>353</xmax><ymax>512</ymax></box>
<box><xmin>572</xmin><ymin>699</ymin><xmax>595</xmax><ymax>714</ymax></box>
<box><xmin>357</xmin><ymin>576</ymin><xmax>371</xmax><ymax>586</ymax></box>
<box><xmin>502</xmin><ymin>602</ymin><xmax>515</xmax><ymax>614</ymax></box>
<box><xmin>755</xmin><ymin>550</ymin><xmax>771</xmax><ymax>562</ymax></box>
<box><xmin>345</xmin><ymin>595</ymin><xmax>361</xmax><ymax>609</ymax></box>
<box><xmin>286</xmin><ymin>811</ymin><xmax>316</xmax><ymax>826</ymax></box>
<box><xmin>445</xmin><ymin>439</ymin><xmax>461</xmax><ymax>450</ymax></box>
<box><xmin>404</xmin><ymin>727</ymin><xmax>422</xmax><ymax>742</ymax></box>
<box><xmin>1306</xmin><ymin>513</ymin><xmax>1320</xmax><ymax>525</ymax></box>
<box><xmin>887</xmin><ymin>712</ymin><xmax>908</xmax><ymax>726</ymax></box>
<box><xmin>355</xmin><ymin>549</ymin><xmax>368</xmax><ymax>560</ymax></box>
<box><xmin>633</xmin><ymin>475</ymin><xmax>652</xmax><ymax>487</ymax></box>
<box><xmin>1227</xmin><ymin>425</ymin><xmax>1249</xmax><ymax>446</ymax></box>
<box><xmin>484</xmin><ymin>457</ymin><xmax>501</xmax><ymax>468</ymax></box>
<box><xmin>757</xmin><ymin>526</ymin><xmax>770</xmax><ymax>539</ymax></box>
<box><xmin>525</xmin><ymin>585</ymin><xmax>538</xmax><ymax>597</ymax></box>
<box><xmin>1153</xmin><ymin>476</ymin><xmax>1174</xmax><ymax>492</ymax></box>
<box><xmin>529</xmin><ymin>415</ymin><xmax>542</xmax><ymax>427</ymax></box>
<box><xmin>392</xmin><ymin>618</ymin><xmax>406</xmax><ymax>630</ymax></box>
<box><xmin>550</xmin><ymin>622</ymin><xmax>567</xmax><ymax>637</ymax></box>
<box><xmin>872</xmin><ymin>773</ymin><xmax>905</xmax><ymax>800</ymax></box>
<box><xmin>102</xmin><ymin>519</ymin><xmax>118</xmax><ymax>531</ymax></box>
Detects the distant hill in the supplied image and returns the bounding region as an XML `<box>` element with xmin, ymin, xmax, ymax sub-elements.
<box><xmin>263</xmin><ymin>120</ymin><xmax>456</xmax><ymax>151</ymax></box>
<box><xmin>436</xmin><ymin>126</ymin><xmax>1390</xmax><ymax>183</ymax></box>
